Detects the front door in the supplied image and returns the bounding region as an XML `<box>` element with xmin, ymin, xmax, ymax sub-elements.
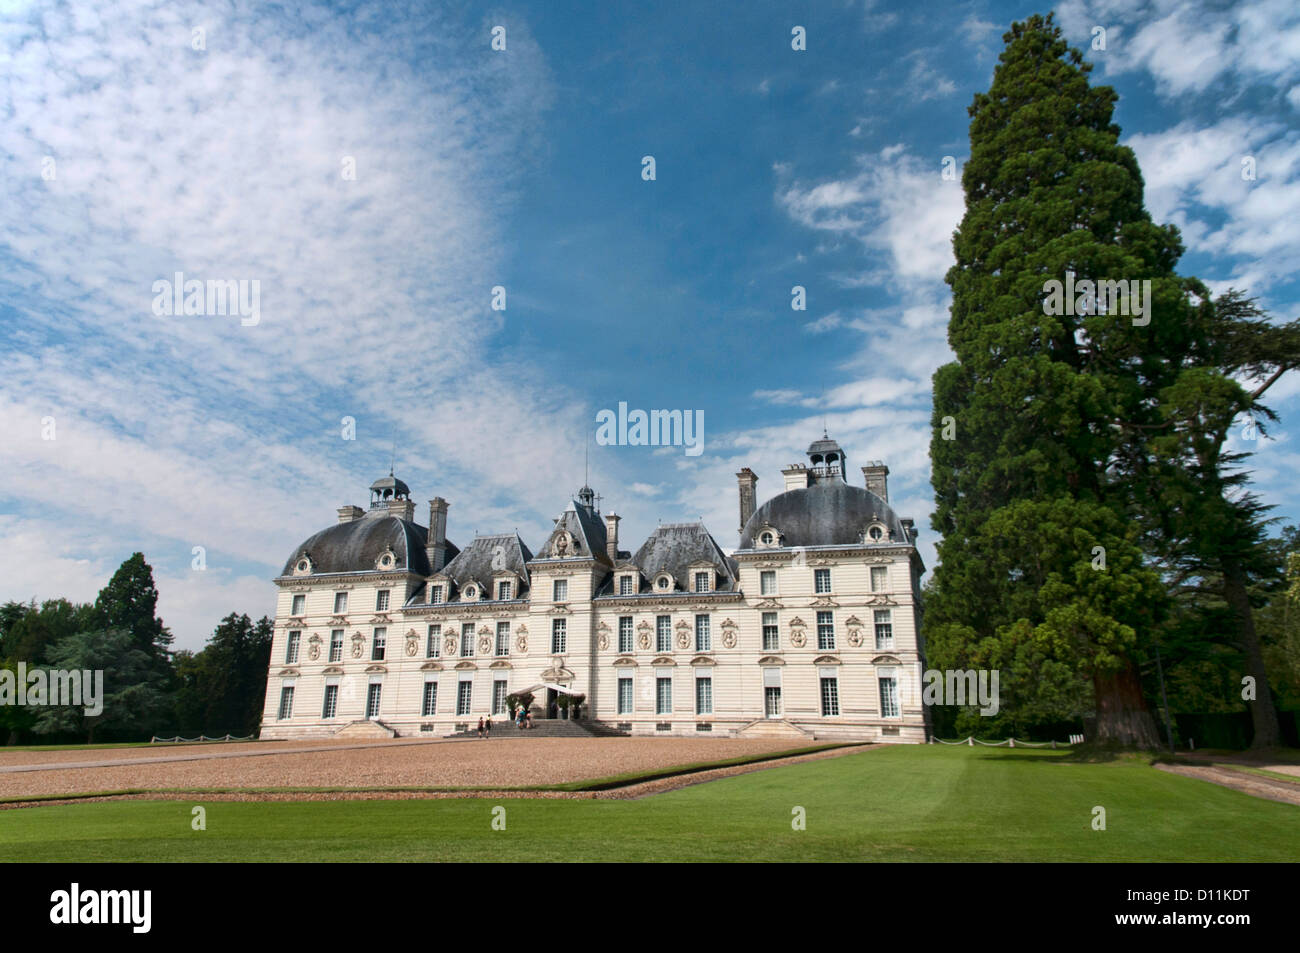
<box><xmin>546</xmin><ymin>688</ymin><xmax>557</xmax><ymax>718</ymax></box>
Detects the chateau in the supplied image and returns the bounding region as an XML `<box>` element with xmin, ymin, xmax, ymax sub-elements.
<box><xmin>260</xmin><ymin>435</ymin><xmax>929</xmax><ymax>742</ymax></box>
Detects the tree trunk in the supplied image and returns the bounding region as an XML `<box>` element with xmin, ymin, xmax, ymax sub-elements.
<box><xmin>1093</xmin><ymin>661</ymin><xmax>1162</xmax><ymax>747</ymax></box>
<box><xmin>1223</xmin><ymin>556</ymin><xmax>1281</xmax><ymax>749</ymax></box>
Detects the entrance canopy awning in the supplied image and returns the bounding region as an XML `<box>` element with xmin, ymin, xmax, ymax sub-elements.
<box><xmin>514</xmin><ymin>682</ymin><xmax>581</xmax><ymax>697</ymax></box>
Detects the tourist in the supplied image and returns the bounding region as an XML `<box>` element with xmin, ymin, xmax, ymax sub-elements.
<box><xmin>484</xmin><ymin>717</ymin><xmax>492</xmax><ymax>739</ymax></box>
<box><xmin>476</xmin><ymin>716</ymin><xmax>484</xmax><ymax>739</ymax></box>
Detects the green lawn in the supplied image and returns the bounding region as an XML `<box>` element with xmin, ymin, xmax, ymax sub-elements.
<box><xmin>1</xmin><ymin>745</ymin><xmax>1295</xmax><ymax>862</ymax></box>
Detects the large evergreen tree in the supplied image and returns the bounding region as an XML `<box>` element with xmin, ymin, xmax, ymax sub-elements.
<box><xmin>94</xmin><ymin>552</ymin><xmax>173</xmax><ymax>674</ymax></box>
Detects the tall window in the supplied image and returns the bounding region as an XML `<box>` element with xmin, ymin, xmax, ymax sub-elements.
<box><xmin>365</xmin><ymin>683</ymin><xmax>382</xmax><ymax>719</ymax></box>
<box><xmin>656</xmin><ymin>615</ymin><xmax>671</xmax><ymax>653</ymax></box>
<box><xmin>874</xmin><ymin>609</ymin><xmax>893</xmax><ymax>649</ymax></box>
<box><xmin>285</xmin><ymin>631</ymin><xmax>300</xmax><ymax>664</ymax></box>
<box><xmin>456</xmin><ymin>680</ymin><xmax>473</xmax><ymax>715</ymax></box>
<box><xmin>329</xmin><ymin>629</ymin><xmax>343</xmax><ymax>662</ymax></box>
<box><xmin>371</xmin><ymin>627</ymin><xmax>386</xmax><ymax>661</ymax></box>
<box><xmin>814</xmin><ymin>568</ymin><xmax>831</xmax><ymax>594</ymax></box>
<box><xmin>551</xmin><ymin>618</ymin><xmax>567</xmax><ymax>654</ymax></box>
<box><xmin>694</xmin><ymin>571</ymin><xmax>711</xmax><ymax>593</ymax></box>
<box><xmin>552</xmin><ymin>579</ymin><xmax>568</xmax><ymax>601</ymax></box>
<box><xmin>879</xmin><ymin>677</ymin><xmax>899</xmax><ymax>717</ymax></box>
<box><xmin>695</xmin><ymin>677</ymin><xmax>713</xmax><ymax>715</ymax></box>
<box><xmin>426</xmin><ymin>624</ymin><xmax>441</xmax><ymax>658</ymax></box>
<box><xmin>495</xmin><ymin>621</ymin><xmax>510</xmax><ymax>656</ymax></box>
<box><xmin>870</xmin><ymin>566</ymin><xmax>888</xmax><ymax>593</ymax></box>
<box><xmin>333</xmin><ymin>591</ymin><xmax>348</xmax><ymax>614</ymax></box>
<box><xmin>321</xmin><ymin>684</ymin><xmax>338</xmax><ymax>719</ymax></box>
<box><xmin>820</xmin><ymin>677</ymin><xmax>840</xmax><ymax>716</ymax></box>
<box><xmin>497</xmin><ymin>581</ymin><xmax>512</xmax><ymax>601</ymax></box>
<box><xmin>619</xmin><ymin>575</ymin><xmax>635</xmax><ymax>595</ymax></box>
<box><xmin>618</xmin><ymin>616</ymin><xmax>633</xmax><ymax>653</ymax></box>
<box><xmin>493</xmin><ymin>680</ymin><xmax>509</xmax><ymax>714</ymax></box>
<box><xmin>762</xmin><ymin>612</ymin><xmax>779</xmax><ymax>651</ymax></box>
<box><xmin>816</xmin><ymin>611</ymin><xmax>835</xmax><ymax>650</ymax></box>
<box><xmin>428</xmin><ymin>584</ymin><xmax>443</xmax><ymax>604</ymax></box>
<box><xmin>765</xmin><ymin>686</ymin><xmax>782</xmax><ymax>717</ymax></box>
<box><xmin>695</xmin><ymin>615</ymin><xmax>711</xmax><ymax>651</ymax></box>
<box><xmin>376</xmin><ymin>590</ymin><xmax>390</xmax><ymax>611</ymax></box>
<box><xmin>760</xmin><ymin>570</ymin><xmax>777</xmax><ymax>595</ymax></box>
<box><xmin>291</xmin><ymin>594</ymin><xmax>305</xmax><ymax>615</ymax></box>
<box><xmin>461</xmin><ymin>623</ymin><xmax>475</xmax><ymax>657</ymax></box>
<box><xmin>422</xmin><ymin>681</ymin><xmax>437</xmax><ymax>717</ymax></box>
<box><xmin>656</xmin><ymin>677</ymin><xmax>672</xmax><ymax>715</ymax></box>
<box><xmin>277</xmin><ymin>685</ymin><xmax>295</xmax><ymax>720</ymax></box>
<box><xmin>618</xmin><ymin>677</ymin><xmax>633</xmax><ymax>714</ymax></box>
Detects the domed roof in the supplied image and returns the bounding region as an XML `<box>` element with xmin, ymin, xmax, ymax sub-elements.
<box><xmin>281</xmin><ymin>512</ymin><xmax>445</xmax><ymax>577</ymax></box>
<box><xmin>369</xmin><ymin>473</ymin><xmax>410</xmax><ymax>497</ymax></box>
<box><xmin>738</xmin><ymin>481</ymin><xmax>908</xmax><ymax>550</ymax></box>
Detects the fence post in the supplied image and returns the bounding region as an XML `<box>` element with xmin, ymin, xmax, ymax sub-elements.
<box><xmin>1009</xmin><ymin>738</ymin><xmax>1015</xmax><ymax>748</ymax></box>
<box><xmin>968</xmin><ymin>736</ymin><xmax>973</xmax><ymax>746</ymax></box>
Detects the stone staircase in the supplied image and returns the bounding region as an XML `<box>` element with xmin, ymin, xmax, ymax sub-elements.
<box><xmin>736</xmin><ymin>718</ymin><xmax>813</xmax><ymax>740</ymax></box>
<box><xmin>333</xmin><ymin>718</ymin><xmax>398</xmax><ymax>739</ymax></box>
<box><xmin>445</xmin><ymin>717</ymin><xmax>628</xmax><ymax>739</ymax></box>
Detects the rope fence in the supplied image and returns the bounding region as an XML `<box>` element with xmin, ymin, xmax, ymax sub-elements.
<box><xmin>930</xmin><ymin>734</ymin><xmax>1085</xmax><ymax>748</ymax></box>
<box><xmin>150</xmin><ymin>734</ymin><xmax>257</xmax><ymax>744</ymax></box>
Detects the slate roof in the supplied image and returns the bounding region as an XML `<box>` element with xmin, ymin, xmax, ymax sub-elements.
<box><xmin>535</xmin><ymin>500</ymin><xmax>610</xmax><ymax>564</ymax></box>
<box><xmin>437</xmin><ymin>533</ymin><xmax>534</xmax><ymax>598</ymax></box>
<box><xmin>617</xmin><ymin>521</ymin><xmax>738</xmax><ymax>593</ymax></box>
<box><xmin>738</xmin><ymin>480</ymin><xmax>909</xmax><ymax>550</ymax></box>
<box><xmin>281</xmin><ymin>509</ymin><xmax>457</xmax><ymax>577</ymax></box>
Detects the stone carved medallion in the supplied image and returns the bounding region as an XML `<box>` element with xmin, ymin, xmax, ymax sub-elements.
<box><xmin>597</xmin><ymin>633</ymin><xmax>609</xmax><ymax>650</ymax></box>
<box><xmin>478</xmin><ymin>635</ymin><xmax>492</xmax><ymax>655</ymax></box>
<box><xmin>515</xmin><ymin>634</ymin><xmax>529</xmax><ymax>653</ymax></box>
<box><xmin>444</xmin><ymin>635</ymin><xmax>458</xmax><ymax>656</ymax></box>
<box><xmin>790</xmin><ymin>630</ymin><xmax>807</xmax><ymax>648</ymax></box>
<box><xmin>637</xmin><ymin>632</ymin><xmax>651</xmax><ymax>650</ymax></box>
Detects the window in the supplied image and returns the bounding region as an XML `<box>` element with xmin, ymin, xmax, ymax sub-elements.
<box><xmin>656</xmin><ymin>615</ymin><xmax>672</xmax><ymax>653</ymax></box>
<box><xmin>879</xmin><ymin>677</ymin><xmax>899</xmax><ymax>717</ymax></box>
<box><xmin>618</xmin><ymin>677</ymin><xmax>633</xmax><ymax>714</ymax></box>
<box><xmin>874</xmin><ymin>609</ymin><xmax>893</xmax><ymax>649</ymax></box>
<box><xmin>495</xmin><ymin>621</ymin><xmax>510</xmax><ymax>657</ymax></box>
<box><xmin>656</xmin><ymin>677</ymin><xmax>672</xmax><ymax>715</ymax></box>
<box><xmin>817</xmin><ymin>611</ymin><xmax>835</xmax><ymax>650</ymax></box>
<box><xmin>371</xmin><ymin>627</ymin><xmax>386</xmax><ymax>661</ymax></box>
<box><xmin>285</xmin><ymin>631</ymin><xmax>300</xmax><ymax>664</ymax></box>
<box><xmin>618</xmin><ymin>616</ymin><xmax>633</xmax><ymax>653</ymax></box>
<box><xmin>426</xmin><ymin>624</ymin><xmax>441</xmax><ymax>658</ymax></box>
<box><xmin>461</xmin><ymin>623</ymin><xmax>475</xmax><ymax>657</ymax></box>
<box><xmin>365</xmin><ymin>683</ymin><xmax>382</xmax><ymax>719</ymax></box>
<box><xmin>760</xmin><ymin>570</ymin><xmax>777</xmax><ymax>595</ymax></box>
<box><xmin>820</xmin><ymin>677</ymin><xmax>840</xmax><ymax>716</ymax></box>
<box><xmin>422</xmin><ymin>681</ymin><xmax>437</xmax><ymax>717</ymax></box>
<box><xmin>456</xmin><ymin>680</ymin><xmax>473</xmax><ymax>715</ymax></box>
<box><xmin>868</xmin><ymin>526</ymin><xmax>884</xmax><ymax>541</ymax></box>
<box><xmin>497</xmin><ymin>580</ymin><xmax>512</xmax><ymax>601</ymax></box>
<box><xmin>428</xmin><ymin>584</ymin><xmax>443</xmax><ymax>604</ymax></box>
<box><xmin>552</xmin><ymin>579</ymin><xmax>568</xmax><ymax>601</ymax></box>
<box><xmin>322</xmin><ymin>684</ymin><xmax>338</xmax><ymax>719</ymax></box>
<box><xmin>765</xmin><ymin>686</ymin><xmax>782</xmax><ymax>717</ymax></box>
<box><xmin>695</xmin><ymin>677</ymin><xmax>713</xmax><ymax>714</ymax></box>
<box><xmin>329</xmin><ymin>629</ymin><xmax>343</xmax><ymax>662</ymax></box>
<box><xmin>375</xmin><ymin>590</ymin><xmax>390</xmax><ymax>612</ymax></box>
<box><xmin>762</xmin><ymin>612</ymin><xmax>779</xmax><ymax>651</ymax></box>
<box><xmin>277</xmin><ymin>685</ymin><xmax>295</xmax><ymax>720</ymax></box>
<box><xmin>814</xmin><ymin>569</ymin><xmax>831</xmax><ymax>594</ymax></box>
<box><xmin>493</xmin><ymin>680</ymin><xmax>509</xmax><ymax>715</ymax></box>
<box><xmin>333</xmin><ymin>591</ymin><xmax>348</xmax><ymax>614</ymax></box>
<box><xmin>463</xmin><ymin>585</ymin><xmax>477</xmax><ymax>600</ymax></box>
<box><xmin>619</xmin><ymin>575</ymin><xmax>635</xmax><ymax>595</ymax></box>
<box><xmin>694</xmin><ymin>571</ymin><xmax>711</xmax><ymax>593</ymax></box>
<box><xmin>695</xmin><ymin>615</ymin><xmax>711</xmax><ymax>651</ymax></box>
<box><xmin>291</xmin><ymin>594</ymin><xmax>305</xmax><ymax>615</ymax></box>
<box><xmin>760</xmin><ymin>531</ymin><xmax>774</xmax><ymax>545</ymax></box>
<box><xmin>551</xmin><ymin>618</ymin><xmax>567</xmax><ymax>654</ymax></box>
<box><xmin>656</xmin><ymin>575</ymin><xmax>672</xmax><ymax>591</ymax></box>
<box><xmin>870</xmin><ymin>566</ymin><xmax>888</xmax><ymax>593</ymax></box>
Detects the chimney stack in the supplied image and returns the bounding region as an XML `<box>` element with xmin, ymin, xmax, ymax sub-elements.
<box><xmin>782</xmin><ymin>463</ymin><xmax>809</xmax><ymax>492</ymax></box>
<box><xmin>604</xmin><ymin>512</ymin><xmax>620</xmax><ymax>564</ymax></box>
<box><xmin>337</xmin><ymin>505</ymin><xmax>363</xmax><ymax>524</ymax></box>
<box><xmin>862</xmin><ymin>462</ymin><xmax>889</xmax><ymax>501</ymax></box>
<box><xmin>427</xmin><ymin>497</ymin><xmax>449</xmax><ymax>572</ymax></box>
<box><xmin>386</xmin><ymin>498</ymin><xmax>415</xmax><ymax>521</ymax></box>
<box><xmin>736</xmin><ymin>468</ymin><xmax>758</xmax><ymax>535</ymax></box>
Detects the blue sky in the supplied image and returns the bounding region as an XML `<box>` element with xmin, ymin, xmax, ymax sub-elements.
<box><xmin>2</xmin><ymin>0</ymin><xmax>1298</xmax><ymax>651</ymax></box>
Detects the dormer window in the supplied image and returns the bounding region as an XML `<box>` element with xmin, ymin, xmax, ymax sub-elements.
<box><xmin>864</xmin><ymin>522</ymin><xmax>889</xmax><ymax>543</ymax></box>
<box><xmin>619</xmin><ymin>575</ymin><xmax>636</xmax><ymax>596</ymax></box>
<box><xmin>655</xmin><ymin>574</ymin><xmax>673</xmax><ymax>592</ymax></box>
<box><xmin>293</xmin><ymin>555</ymin><xmax>313</xmax><ymax>576</ymax></box>
<box><xmin>755</xmin><ymin>525</ymin><xmax>782</xmax><ymax>549</ymax></box>
<box><xmin>497</xmin><ymin>580</ymin><xmax>512</xmax><ymax>601</ymax></box>
<box><xmin>379</xmin><ymin>552</ymin><xmax>394</xmax><ymax>569</ymax></box>
<box><xmin>694</xmin><ymin>571</ymin><xmax>712</xmax><ymax>593</ymax></box>
<box><xmin>428</xmin><ymin>584</ymin><xmax>443</xmax><ymax>604</ymax></box>
<box><xmin>760</xmin><ymin>532</ymin><xmax>774</xmax><ymax>545</ymax></box>
<box><xmin>463</xmin><ymin>584</ymin><xmax>478</xmax><ymax>601</ymax></box>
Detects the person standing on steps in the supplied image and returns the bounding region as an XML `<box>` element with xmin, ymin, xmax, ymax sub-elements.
<box><xmin>484</xmin><ymin>716</ymin><xmax>492</xmax><ymax>739</ymax></box>
<box><xmin>476</xmin><ymin>716</ymin><xmax>484</xmax><ymax>739</ymax></box>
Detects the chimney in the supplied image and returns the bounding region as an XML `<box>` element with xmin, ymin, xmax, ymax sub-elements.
<box><xmin>900</xmin><ymin>517</ymin><xmax>916</xmax><ymax>543</ymax></box>
<box><xmin>736</xmin><ymin>468</ymin><xmax>758</xmax><ymax>535</ymax></box>
<box><xmin>337</xmin><ymin>505</ymin><xmax>363</xmax><ymax>524</ymax></box>
<box><xmin>782</xmin><ymin>463</ymin><xmax>809</xmax><ymax>492</ymax></box>
<box><xmin>386</xmin><ymin>498</ymin><xmax>415</xmax><ymax>521</ymax></box>
<box><xmin>427</xmin><ymin>497</ymin><xmax>449</xmax><ymax>572</ymax></box>
<box><xmin>862</xmin><ymin>462</ymin><xmax>889</xmax><ymax>501</ymax></box>
<box><xmin>604</xmin><ymin>512</ymin><xmax>620</xmax><ymax>564</ymax></box>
